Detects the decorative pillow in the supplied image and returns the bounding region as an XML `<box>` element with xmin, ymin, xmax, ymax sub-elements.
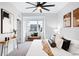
<box><xmin>55</xmin><ymin>34</ymin><xmax>63</xmax><ymax>49</ymax></box>
<box><xmin>62</xmin><ymin>37</ymin><xmax>71</xmax><ymax>51</ymax></box>
<box><xmin>42</xmin><ymin>40</ymin><xmax>54</xmax><ymax>56</ymax></box>
<box><xmin>51</xmin><ymin>42</ymin><xmax>56</xmax><ymax>48</ymax></box>
<box><xmin>50</xmin><ymin>35</ymin><xmax>56</xmax><ymax>41</ymax></box>
<box><xmin>48</xmin><ymin>39</ymin><xmax>52</xmax><ymax>44</ymax></box>
<box><xmin>57</xmin><ymin>38</ymin><xmax>63</xmax><ymax>49</ymax></box>
<box><xmin>48</xmin><ymin>39</ymin><xmax>56</xmax><ymax>48</ymax></box>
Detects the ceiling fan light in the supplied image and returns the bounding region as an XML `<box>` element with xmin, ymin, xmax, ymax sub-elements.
<box><xmin>37</xmin><ymin>6</ymin><xmax>42</xmax><ymax>10</ymax></box>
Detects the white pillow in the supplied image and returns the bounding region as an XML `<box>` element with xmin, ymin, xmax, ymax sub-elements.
<box><xmin>55</xmin><ymin>34</ymin><xmax>63</xmax><ymax>49</ymax></box>
<box><xmin>58</xmin><ymin>38</ymin><xmax>63</xmax><ymax>49</ymax></box>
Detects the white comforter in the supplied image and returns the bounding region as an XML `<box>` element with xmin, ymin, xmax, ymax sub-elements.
<box><xmin>26</xmin><ymin>40</ymin><xmax>72</xmax><ymax>56</ymax></box>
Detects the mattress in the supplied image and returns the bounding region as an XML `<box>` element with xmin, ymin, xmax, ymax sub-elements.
<box><xmin>26</xmin><ymin>40</ymin><xmax>72</xmax><ymax>56</ymax></box>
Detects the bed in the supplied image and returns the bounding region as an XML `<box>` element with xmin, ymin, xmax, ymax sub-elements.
<box><xmin>26</xmin><ymin>40</ymin><xmax>72</xmax><ymax>56</ymax></box>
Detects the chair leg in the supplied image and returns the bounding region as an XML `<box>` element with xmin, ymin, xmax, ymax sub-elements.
<box><xmin>4</xmin><ymin>47</ymin><xmax>5</xmax><ymax>56</ymax></box>
<box><xmin>1</xmin><ymin>44</ymin><xmax>4</xmax><ymax>56</ymax></box>
<box><xmin>7</xmin><ymin>46</ymin><xmax>8</xmax><ymax>55</ymax></box>
<box><xmin>17</xmin><ymin>42</ymin><xmax>18</xmax><ymax>49</ymax></box>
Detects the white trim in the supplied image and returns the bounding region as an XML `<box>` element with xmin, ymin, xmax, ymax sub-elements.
<box><xmin>71</xmin><ymin>11</ymin><xmax>73</xmax><ymax>28</ymax></box>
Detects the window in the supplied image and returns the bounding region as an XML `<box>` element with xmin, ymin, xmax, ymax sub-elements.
<box><xmin>27</xmin><ymin>21</ymin><xmax>42</xmax><ymax>32</ymax></box>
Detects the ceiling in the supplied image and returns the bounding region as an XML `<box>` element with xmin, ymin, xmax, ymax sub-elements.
<box><xmin>11</xmin><ymin>2</ymin><xmax>69</xmax><ymax>13</ymax></box>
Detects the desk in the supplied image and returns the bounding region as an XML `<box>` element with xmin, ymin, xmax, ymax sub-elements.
<box><xmin>28</xmin><ymin>36</ymin><xmax>41</xmax><ymax>41</ymax></box>
<box><xmin>0</xmin><ymin>36</ymin><xmax>16</xmax><ymax>56</ymax></box>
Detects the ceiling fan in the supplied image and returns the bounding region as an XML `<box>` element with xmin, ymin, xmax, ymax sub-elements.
<box><xmin>26</xmin><ymin>2</ymin><xmax>55</xmax><ymax>13</ymax></box>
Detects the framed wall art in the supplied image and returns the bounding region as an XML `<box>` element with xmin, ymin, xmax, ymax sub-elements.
<box><xmin>64</xmin><ymin>12</ymin><xmax>71</xmax><ymax>27</ymax></box>
<box><xmin>1</xmin><ymin>8</ymin><xmax>14</xmax><ymax>34</ymax></box>
<box><xmin>73</xmin><ymin>8</ymin><xmax>79</xmax><ymax>27</ymax></box>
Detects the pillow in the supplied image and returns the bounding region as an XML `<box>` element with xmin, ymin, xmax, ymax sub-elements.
<box><xmin>51</xmin><ymin>42</ymin><xmax>56</xmax><ymax>48</ymax></box>
<box><xmin>55</xmin><ymin>34</ymin><xmax>63</xmax><ymax>49</ymax></box>
<box><xmin>57</xmin><ymin>38</ymin><xmax>64</xmax><ymax>49</ymax></box>
<box><xmin>48</xmin><ymin>39</ymin><xmax>56</xmax><ymax>48</ymax></box>
<box><xmin>42</xmin><ymin>40</ymin><xmax>54</xmax><ymax>56</ymax></box>
<box><xmin>50</xmin><ymin>35</ymin><xmax>56</xmax><ymax>41</ymax></box>
<box><xmin>48</xmin><ymin>39</ymin><xmax>53</xmax><ymax>44</ymax></box>
<box><xmin>62</xmin><ymin>38</ymin><xmax>71</xmax><ymax>51</ymax></box>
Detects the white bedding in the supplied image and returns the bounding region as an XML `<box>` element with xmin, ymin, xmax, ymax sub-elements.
<box><xmin>26</xmin><ymin>40</ymin><xmax>72</xmax><ymax>56</ymax></box>
<box><xmin>51</xmin><ymin>48</ymin><xmax>72</xmax><ymax>56</ymax></box>
<box><xmin>26</xmin><ymin>40</ymin><xmax>48</xmax><ymax>56</ymax></box>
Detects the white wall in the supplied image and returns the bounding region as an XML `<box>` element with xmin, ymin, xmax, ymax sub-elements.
<box><xmin>22</xmin><ymin>13</ymin><xmax>58</xmax><ymax>39</ymax></box>
<box><xmin>44</xmin><ymin>13</ymin><xmax>58</xmax><ymax>39</ymax></box>
<box><xmin>57</xmin><ymin>2</ymin><xmax>79</xmax><ymax>40</ymax></box>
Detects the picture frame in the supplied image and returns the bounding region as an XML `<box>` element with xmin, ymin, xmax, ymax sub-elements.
<box><xmin>73</xmin><ymin>8</ymin><xmax>79</xmax><ymax>27</ymax></box>
<box><xmin>1</xmin><ymin>8</ymin><xmax>14</xmax><ymax>33</ymax></box>
<box><xmin>64</xmin><ymin>12</ymin><xmax>71</xmax><ymax>27</ymax></box>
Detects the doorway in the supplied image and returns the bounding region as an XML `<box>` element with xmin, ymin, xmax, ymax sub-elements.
<box><xmin>23</xmin><ymin>16</ymin><xmax>45</xmax><ymax>41</ymax></box>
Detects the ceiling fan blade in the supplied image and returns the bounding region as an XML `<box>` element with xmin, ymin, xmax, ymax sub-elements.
<box><xmin>32</xmin><ymin>9</ymin><xmax>37</xmax><ymax>12</ymax></box>
<box><xmin>37</xmin><ymin>2</ymin><xmax>40</xmax><ymax>5</ymax></box>
<box><xmin>42</xmin><ymin>8</ymin><xmax>50</xmax><ymax>11</ymax></box>
<box><xmin>26</xmin><ymin>2</ymin><xmax>36</xmax><ymax>6</ymax></box>
<box><xmin>26</xmin><ymin>7</ymin><xmax>35</xmax><ymax>9</ymax></box>
<box><xmin>41</xmin><ymin>2</ymin><xmax>47</xmax><ymax>5</ymax></box>
<box><xmin>43</xmin><ymin>5</ymin><xmax>55</xmax><ymax>7</ymax></box>
<box><xmin>40</xmin><ymin>9</ymin><xmax>42</xmax><ymax>13</ymax></box>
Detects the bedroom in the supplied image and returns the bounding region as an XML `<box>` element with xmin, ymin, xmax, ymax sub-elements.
<box><xmin>0</xmin><ymin>2</ymin><xmax>79</xmax><ymax>56</ymax></box>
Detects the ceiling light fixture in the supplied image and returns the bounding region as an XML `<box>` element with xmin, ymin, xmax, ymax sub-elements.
<box><xmin>37</xmin><ymin>6</ymin><xmax>42</xmax><ymax>10</ymax></box>
<box><xmin>26</xmin><ymin>2</ymin><xmax>55</xmax><ymax>13</ymax></box>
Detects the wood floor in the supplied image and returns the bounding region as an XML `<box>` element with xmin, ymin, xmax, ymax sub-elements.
<box><xmin>7</xmin><ymin>41</ymin><xmax>32</xmax><ymax>56</ymax></box>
